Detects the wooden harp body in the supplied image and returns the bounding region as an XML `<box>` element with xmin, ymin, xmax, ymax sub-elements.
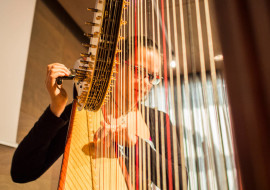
<box><xmin>58</xmin><ymin>101</ymin><xmax>128</xmax><ymax>190</ymax></box>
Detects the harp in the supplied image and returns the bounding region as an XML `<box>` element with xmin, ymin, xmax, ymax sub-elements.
<box><xmin>57</xmin><ymin>0</ymin><xmax>270</xmax><ymax>189</ymax></box>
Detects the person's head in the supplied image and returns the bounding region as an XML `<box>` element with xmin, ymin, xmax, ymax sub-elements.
<box><xmin>115</xmin><ymin>36</ymin><xmax>162</xmax><ymax>108</ymax></box>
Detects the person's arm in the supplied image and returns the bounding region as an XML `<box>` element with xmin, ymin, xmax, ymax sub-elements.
<box><xmin>11</xmin><ymin>104</ymin><xmax>72</xmax><ymax>183</ymax></box>
<box><xmin>11</xmin><ymin>63</ymin><xmax>72</xmax><ymax>183</ymax></box>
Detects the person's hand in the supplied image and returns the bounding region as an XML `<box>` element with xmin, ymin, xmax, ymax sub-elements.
<box><xmin>93</xmin><ymin>116</ymin><xmax>137</xmax><ymax>147</ymax></box>
<box><xmin>46</xmin><ymin>63</ymin><xmax>71</xmax><ymax>117</ymax></box>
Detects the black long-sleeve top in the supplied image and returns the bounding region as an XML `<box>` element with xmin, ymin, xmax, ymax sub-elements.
<box><xmin>11</xmin><ymin>103</ymin><xmax>184</xmax><ymax>189</ymax></box>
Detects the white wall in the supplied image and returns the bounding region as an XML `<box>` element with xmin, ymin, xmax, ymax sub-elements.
<box><xmin>0</xmin><ymin>0</ymin><xmax>36</xmax><ymax>147</ymax></box>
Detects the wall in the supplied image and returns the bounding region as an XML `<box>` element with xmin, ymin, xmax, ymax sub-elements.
<box><xmin>0</xmin><ymin>0</ymin><xmax>85</xmax><ymax>189</ymax></box>
<box><xmin>0</xmin><ymin>0</ymin><xmax>36</xmax><ymax>147</ymax></box>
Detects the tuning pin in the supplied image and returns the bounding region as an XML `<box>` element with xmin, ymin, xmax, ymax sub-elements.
<box><xmin>80</xmin><ymin>60</ymin><xmax>95</xmax><ymax>65</ymax></box>
<box><xmin>82</xmin><ymin>43</ymin><xmax>97</xmax><ymax>48</ymax></box>
<box><xmin>115</xmin><ymin>49</ymin><xmax>122</xmax><ymax>53</ymax></box>
<box><xmin>87</xmin><ymin>8</ymin><xmax>102</xmax><ymax>13</ymax></box>
<box><xmin>80</xmin><ymin>53</ymin><xmax>96</xmax><ymax>60</ymax></box>
<box><xmin>84</xmin><ymin>33</ymin><xmax>99</xmax><ymax>38</ymax></box>
<box><xmin>77</xmin><ymin>102</ymin><xmax>82</xmax><ymax>107</ymax></box>
<box><xmin>90</xmin><ymin>55</ymin><xmax>96</xmax><ymax>61</ymax></box>
<box><xmin>118</xmin><ymin>36</ymin><xmax>125</xmax><ymax>41</ymax></box>
<box><xmin>79</xmin><ymin>66</ymin><xmax>93</xmax><ymax>71</ymax></box>
<box><xmin>83</xmin><ymin>78</ymin><xmax>92</xmax><ymax>83</ymax></box>
<box><xmin>96</xmin><ymin>16</ymin><xmax>102</xmax><ymax>20</ymax></box>
<box><xmin>120</xmin><ymin>19</ymin><xmax>127</xmax><ymax>25</ymax></box>
<box><xmin>114</xmin><ymin>60</ymin><xmax>120</xmax><ymax>65</ymax></box>
<box><xmin>85</xmin><ymin>22</ymin><xmax>100</xmax><ymax>27</ymax></box>
<box><xmin>80</xmin><ymin>53</ymin><xmax>90</xmax><ymax>57</ymax></box>
<box><xmin>124</xmin><ymin>1</ymin><xmax>130</xmax><ymax>6</ymax></box>
<box><xmin>123</xmin><ymin>1</ymin><xmax>130</xmax><ymax>9</ymax></box>
<box><xmin>80</xmin><ymin>95</ymin><xmax>87</xmax><ymax>99</ymax></box>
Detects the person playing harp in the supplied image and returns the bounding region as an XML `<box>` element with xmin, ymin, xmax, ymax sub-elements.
<box><xmin>11</xmin><ymin>37</ymin><xmax>184</xmax><ymax>189</ymax></box>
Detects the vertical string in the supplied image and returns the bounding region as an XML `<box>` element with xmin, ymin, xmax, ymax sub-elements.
<box><xmin>171</xmin><ymin>0</ymin><xmax>188</xmax><ymax>188</ymax></box>
<box><xmin>134</xmin><ymin>0</ymin><xmax>139</xmax><ymax>189</ymax></box>
<box><xmin>160</xmin><ymin>0</ymin><xmax>173</xmax><ymax>189</ymax></box>
<box><xmin>191</xmin><ymin>0</ymin><xmax>227</xmax><ymax>189</ymax></box>
<box><xmin>203</xmin><ymin>0</ymin><xmax>235</xmax><ymax>188</ymax></box>
<box><xmin>131</xmin><ymin>0</ymin><xmax>135</xmax><ymax>187</ymax></box>
<box><xmin>141</xmin><ymin>1</ymin><xmax>147</xmax><ymax>189</ymax></box>
<box><xmin>150</xmin><ymin>0</ymin><xmax>158</xmax><ymax>187</ymax></box>
<box><xmin>143</xmin><ymin>1</ymin><xmax>148</xmax><ymax>189</ymax></box>
<box><xmin>163</xmin><ymin>0</ymin><xmax>181</xmax><ymax>189</ymax></box>
<box><xmin>122</xmin><ymin>5</ymin><xmax>126</xmax><ymax>190</ymax></box>
<box><xmin>138</xmin><ymin>1</ymin><xmax>142</xmax><ymax>189</ymax></box>
<box><xmin>119</xmin><ymin>22</ymin><xmax>123</xmax><ymax>190</ymax></box>
<box><xmin>154</xmin><ymin>0</ymin><xmax>162</xmax><ymax>188</ymax></box>
<box><xmin>183</xmin><ymin>0</ymin><xmax>199</xmax><ymax>188</ymax></box>
<box><xmin>146</xmin><ymin>1</ymin><xmax>152</xmax><ymax>188</ymax></box>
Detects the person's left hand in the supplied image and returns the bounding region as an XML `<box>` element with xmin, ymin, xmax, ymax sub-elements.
<box><xmin>93</xmin><ymin>116</ymin><xmax>137</xmax><ymax>147</ymax></box>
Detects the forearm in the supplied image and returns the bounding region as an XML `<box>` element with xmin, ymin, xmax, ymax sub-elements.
<box><xmin>11</xmin><ymin>105</ymin><xmax>71</xmax><ymax>183</ymax></box>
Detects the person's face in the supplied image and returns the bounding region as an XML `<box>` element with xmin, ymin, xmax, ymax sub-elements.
<box><xmin>116</xmin><ymin>47</ymin><xmax>161</xmax><ymax>105</ymax></box>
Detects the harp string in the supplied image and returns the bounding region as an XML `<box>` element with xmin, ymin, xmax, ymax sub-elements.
<box><xmin>134</xmin><ymin>0</ymin><xmax>139</xmax><ymax>189</ymax></box>
<box><xmin>129</xmin><ymin>0</ymin><xmax>133</xmax><ymax>187</ymax></box>
<box><xmin>144</xmin><ymin>0</ymin><xmax>150</xmax><ymax>188</ymax></box>
<box><xmin>164</xmin><ymin>0</ymin><xmax>181</xmax><ymax>189</ymax></box>
<box><xmin>171</xmin><ymin>0</ymin><xmax>188</xmax><ymax>188</ymax></box>
<box><xmin>183</xmin><ymin>0</ymin><xmax>200</xmax><ymax>188</ymax></box>
<box><xmin>131</xmin><ymin>0</ymin><xmax>135</xmax><ymax>187</ymax></box>
<box><xmin>120</xmin><ymin>12</ymin><xmax>124</xmax><ymax>189</ymax></box>
<box><xmin>204</xmin><ymin>0</ymin><xmax>238</xmax><ymax>188</ymax></box>
<box><xmin>202</xmin><ymin>0</ymin><xmax>228</xmax><ymax>188</ymax></box>
<box><xmin>149</xmin><ymin>0</ymin><xmax>160</xmax><ymax>188</ymax></box>
<box><xmin>146</xmin><ymin>0</ymin><xmax>152</xmax><ymax>187</ymax></box>
<box><xmin>78</xmin><ymin>0</ymin><xmax>238</xmax><ymax>189</ymax></box>
<box><xmin>133</xmin><ymin>1</ymin><xmax>141</xmax><ymax>188</ymax></box>
<box><xmin>194</xmin><ymin>0</ymin><xmax>227</xmax><ymax>189</ymax></box>
<box><xmin>154</xmin><ymin>0</ymin><xmax>162</xmax><ymax>188</ymax></box>
<box><xmin>159</xmin><ymin>0</ymin><xmax>174</xmax><ymax>189</ymax></box>
<box><xmin>138</xmin><ymin>0</ymin><xmax>142</xmax><ymax>190</ymax></box>
<box><xmin>95</xmin><ymin>0</ymin><xmax>112</xmax><ymax>188</ymax></box>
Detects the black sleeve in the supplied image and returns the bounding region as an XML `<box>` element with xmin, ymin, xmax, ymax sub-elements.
<box><xmin>11</xmin><ymin>104</ymin><xmax>72</xmax><ymax>183</ymax></box>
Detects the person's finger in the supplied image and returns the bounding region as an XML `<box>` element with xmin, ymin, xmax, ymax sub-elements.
<box><xmin>49</xmin><ymin>67</ymin><xmax>70</xmax><ymax>77</ymax></box>
<box><xmin>94</xmin><ymin>127</ymin><xmax>102</xmax><ymax>142</ymax></box>
<box><xmin>47</xmin><ymin>66</ymin><xmax>71</xmax><ymax>88</ymax></box>
<box><xmin>47</xmin><ymin>64</ymin><xmax>71</xmax><ymax>76</ymax></box>
<box><xmin>47</xmin><ymin>70</ymin><xmax>66</xmax><ymax>88</ymax></box>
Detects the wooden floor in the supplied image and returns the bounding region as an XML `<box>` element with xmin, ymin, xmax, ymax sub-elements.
<box><xmin>0</xmin><ymin>0</ymin><xmax>84</xmax><ymax>189</ymax></box>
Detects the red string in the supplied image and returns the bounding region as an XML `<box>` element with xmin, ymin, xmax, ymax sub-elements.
<box><xmin>160</xmin><ymin>0</ymin><xmax>173</xmax><ymax>189</ymax></box>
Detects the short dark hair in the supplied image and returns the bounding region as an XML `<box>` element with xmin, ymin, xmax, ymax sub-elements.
<box><xmin>122</xmin><ymin>36</ymin><xmax>159</xmax><ymax>61</ymax></box>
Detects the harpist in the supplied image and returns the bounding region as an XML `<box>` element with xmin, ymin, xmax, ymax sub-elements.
<box><xmin>11</xmin><ymin>38</ymin><xmax>184</xmax><ymax>189</ymax></box>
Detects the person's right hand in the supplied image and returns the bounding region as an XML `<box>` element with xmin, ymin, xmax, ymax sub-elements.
<box><xmin>46</xmin><ymin>63</ymin><xmax>71</xmax><ymax>117</ymax></box>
